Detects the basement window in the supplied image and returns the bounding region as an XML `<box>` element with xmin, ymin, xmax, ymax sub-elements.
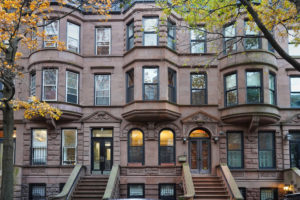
<box><xmin>128</xmin><ymin>184</ymin><xmax>144</xmax><ymax>198</ymax></box>
<box><xmin>29</xmin><ymin>183</ymin><xmax>46</xmax><ymax>200</ymax></box>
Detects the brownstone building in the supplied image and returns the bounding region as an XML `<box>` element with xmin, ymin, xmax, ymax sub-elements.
<box><xmin>5</xmin><ymin>1</ymin><xmax>300</xmax><ymax>199</ymax></box>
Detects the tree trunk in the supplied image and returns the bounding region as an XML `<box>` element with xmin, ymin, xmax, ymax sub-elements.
<box><xmin>0</xmin><ymin>103</ymin><xmax>15</xmax><ymax>200</ymax></box>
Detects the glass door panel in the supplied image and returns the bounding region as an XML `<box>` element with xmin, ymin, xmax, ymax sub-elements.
<box><xmin>189</xmin><ymin>139</ymin><xmax>210</xmax><ymax>174</ymax></box>
<box><xmin>92</xmin><ymin>138</ymin><xmax>113</xmax><ymax>174</ymax></box>
<box><xmin>93</xmin><ymin>141</ymin><xmax>101</xmax><ymax>170</ymax></box>
<box><xmin>103</xmin><ymin>141</ymin><xmax>112</xmax><ymax>172</ymax></box>
<box><xmin>200</xmin><ymin>140</ymin><xmax>209</xmax><ymax>173</ymax></box>
<box><xmin>190</xmin><ymin>141</ymin><xmax>198</xmax><ymax>170</ymax></box>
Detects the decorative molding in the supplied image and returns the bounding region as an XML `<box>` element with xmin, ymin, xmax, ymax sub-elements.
<box><xmin>181</xmin><ymin>110</ymin><xmax>219</xmax><ymax>124</ymax></box>
<box><xmin>284</xmin><ymin>113</ymin><xmax>300</xmax><ymax>125</ymax></box>
<box><xmin>80</xmin><ymin>111</ymin><xmax>122</xmax><ymax>123</ymax></box>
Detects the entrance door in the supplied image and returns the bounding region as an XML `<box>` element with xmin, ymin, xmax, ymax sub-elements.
<box><xmin>92</xmin><ymin>138</ymin><xmax>113</xmax><ymax>174</ymax></box>
<box><xmin>189</xmin><ymin>129</ymin><xmax>210</xmax><ymax>174</ymax></box>
<box><xmin>190</xmin><ymin>139</ymin><xmax>210</xmax><ymax>173</ymax></box>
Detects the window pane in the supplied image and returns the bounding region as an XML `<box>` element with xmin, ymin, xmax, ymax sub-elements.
<box><xmin>95</xmin><ymin>75</ymin><xmax>110</xmax><ymax>105</ymax></box>
<box><xmin>160</xmin><ymin>185</ymin><xmax>175</xmax><ymax>197</ymax></box>
<box><xmin>130</xmin><ymin>130</ymin><xmax>143</xmax><ymax>146</ymax></box>
<box><xmin>291</xmin><ymin>93</ymin><xmax>300</xmax><ymax>107</ymax></box>
<box><xmin>44</xmin><ymin>20</ymin><xmax>59</xmax><ymax>47</ymax></box>
<box><xmin>144</xmin><ymin>85</ymin><xmax>158</xmax><ymax>100</ymax></box>
<box><xmin>259</xmin><ymin>133</ymin><xmax>273</xmax><ymax>150</ymax></box>
<box><xmin>226</xmin><ymin>90</ymin><xmax>238</xmax><ymax>106</ymax></box>
<box><xmin>288</xmin><ymin>30</ymin><xmax>300</xmax><ymax>56</ymax></box>
<box><xmin>228</xmin><ymin>151</ymin><xmax>242</xmax><ymax>168</ymax></box>
<box><xmin>44</xmin><ymin>86</ymin><xmax>57</xmax><ymax>100</ymax></box>
<box><xmin>245</xmin><ymin>21</ymin><xmax>259</xmax><ymax>35</ymax></box>
<box><xmin>32</xmin><ymin>185</ymin><xmax>46</xmax><ymax>199</ymax></box>
<box><xmin>63</xmin><ymin>130</ymin><xmax>76</xmax><ymax>146</ymax></box>
<box><xmin>225</xmin><ymin>25</ymin><xmax>235</xmax><ymax>38</ymax></box>
<box><xmin>225</xmin><ymin>74</ymin><xmax>236</xmax><ymax>90</ymax></box>
<box><xmin>129</xmin><ymin>185</ymin><xmax>143</xmax><ymax>197</ymax></box>
<box><xmin>160</xmin><ymin>146</ymin><xmax>174</xmax><ymax>163</ymax></box>
<box><xmin>96</xmin><ymin>28</ymin><xmax>110</xmax><ymax>42</ymax></box>
<box><xmin>291</xmin><ymin>77</ymin><xmax>300</xmax><ymax>92</ymax></box>
<box><xmin>30</xmin><ymin>73</ymin><xmax>36</xmax><ymax>96</ymax></box>
<box><xmin>269</xmin><ymin>91</ymin><xmax>275</xmax><ymax>105</ymax></box>
<box><xmin>168</xmin><ymin>70</ymin><xmax>176</xmax><ymax>87</ymax></box>
<box><xmin>33</xmin><ymin>130</ymin><xmax>47</xmax><ymax>147</ymax></box>
<box><xmin>191</xmin><ymin>42</ymin><xmax>205</xmax><ymax>53</ymax></box>
<box><xmin>192</xmin><ymin>74</ymin><xmax>205</xmax><ymax>89</ymax></box>
<box><xmin>261</xmin><ymin>189</ymin><xmax>275</xmax><ymax>200</ymax></box>
<box><xmin>191</xmin><ymin>28</ymin><xmax>205</xmax><ymax>40</ymax></box>
<box><xmin>144</xmin><ymin>33</ymin><xmax>158</xmax><ymax>46</ymax></box>
<box><xmin>259</xmin><ymin>132</ymin><xmax>274</xmax><ymax>168</ymax></box>
<box><xmin>160</xmin><ymin>130</ymin><xmax>174</xmax><ymax>146</ymax></box>
<box><xmin>228</xmin><ymin>133</ymin><xmax>242</xmax><ymax>150</ymax></box>
<box><xmin>67</xmin><ymin>22</ymin><xmax>79</xmax><ymax>53</ymax></box>
<box><xmin>67</xmin><ymin>71</ymin><xmax>78</xmax><ymax>104</ymax></box>
<box><xmin>96</xmin><ymin>28</ymin><xmax>111</xmax><ymax>55</ymax></box>
<box><xmin>144</xmin><ymin>68</ymin><xmax>158</xmax><ymax>83</ymax></box>
<box><xmin>128</xmin><ymin>23</ymin><xmax>134</xmax><ymax>37</ymax></box>
<box><xmin>247</xmin><ymin>71</ymin><xmax>261</xmax><ymax>87</ymax></box>
<box><xmin>191</xmin><ymin>90</ymin><xmax>206</xmax><ymax>105</ymax></box>
<box><xmin>44</xmin><ymin>70</ymin><xmax>57</xmax><ymax>85</ymax></box>
<box><xmin>32</xmin><ymin>130</ymin><xmax>47</xmax><ymax>165</ymax></box>
<box><xmin>269</xmin><ymin>74</ymin><xmax>275</xmax><ymax>90</ymax></box>
<box><xmin>244</xmin><ymin>38</ymin><xmax>259</xmax><ymax>49</ymax></box>
<box><xmin>247</xmin><ymin>88</ymin><xmax>261</xmax><ymax>103</ymax></box>
<box><xmin>144</xmin><ymin>18</ymin><xmax>158</xmax><ymax>32</ymax></box>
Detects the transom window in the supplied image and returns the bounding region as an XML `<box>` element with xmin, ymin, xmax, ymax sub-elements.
<box><xmin>244</xmin><ymin>21</ymin><xmax>260</xmax><ymax>50</ymax></box>
<box><xmin>95</xmin><ymin>74</ymin><xmax>110</xmax><ymax>105</ymax></box>
<box><xmin>190</xmin><ymin>27</ymin><xmax>206</xmax><ymax>53</ymax></box>
<box><xmin>96</xmin><ymin>27</ymin><xmax>111</xmax><ymax>55</ymax></box>
<box><xmin>143</xmin><ymin>67</ymin><xmax>159</xmax><ymax>100</ymax></box>
<box><xmin>191</xmin><ymin>73</ymin><xmax>207</xmax><ymax>105</ymax></box>
<box><xmin>67</xmin><ymin>22</ymin><xmax>80</xmax><ymax>53</ymax></box>
<box><xmin>159</xmin><ymin>130</ymin><xmax>175</xmax><ymax>164</ymax></box>
<box><xmin>143</xmin><ymin>17</ymin><xmax>158</xmax><ymax>46</ymax></box>
<box><xmin>32</xmin><ymin>129</ymin><xmax>47</xmax><ymax>165</ymax></box>
<box><xmin>227</xmin><ymin>132</ymin><xmax>243</xmax><ymax>169</ymax></box>
<box><xmin>62</xmin><ymin>129</ymin><xmax>77</xmax><ymax>165</ymax></box>
<box><xmin>225</xmin><ymin>73</ymin><xmax>238</xmax><ymax>107</ymax></box>
<box><xmin>288</xmin><ymin>29</ymin><xmax>300</xmax><ymax>56</ymax></box>
<box><xmin>167</xmin><ymin>21</ymin><xmax>176</xmax><ymax>50</ymax></box>
<box><xmin>259</xmin><ymin>132</ymin><xmax>275</xmax><ymax>169</ymax></box>
<box><xmin>127</xmin><ymin>21</ymin><xmax>134</xmax><ymax>50</ymax></box>
<box><xmin>66</xmin><ymin>71</ymin><xmax>79</xmax><ymax>104</ymax></box>
<box><xmin>246</xmin><ymin>71</ymin><xmax>262</xmax><ymax>103</ymax></box>
<box><xmin>128</xmin><ymin>129</ymin><xmax>144</xmax><ymax>164</ymax></box>
<box><xmin>44</xmin><ymin>20</ymin><xmax>59</xmax><ymax>48</ymax></box>
<box><xmin>189</xmin><ymin>129</ymin><xmax>209</xmax><ymax>138</ymax></box>
<box><xmin>42</xmin><ymin>69</ymin><xmax>58</xmax><ymax>101</ymax></box>
<box><xmin>224</xmin><ymin>24</ymin><xmax>236</xmax><ymax>54</ymax></box>
<box><xmin>269</xmin><ymin>72</ymin><xmax>276</xmax><ymax>105</ymax></box>
<box><xmin>290</xmin><ymin>77</ymin><xmax>300</xmax><ymax>107</ymax></box>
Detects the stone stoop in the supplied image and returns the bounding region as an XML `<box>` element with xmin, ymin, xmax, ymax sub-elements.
<box><xmin>193</xmin><ymin>176</ymin><xmax>230</xmax><ymax>200</ymax></box>
<box><xmin>71</xmin><ymin>176</ymin><xmax>109</xmax><ymax>200</ymax></box>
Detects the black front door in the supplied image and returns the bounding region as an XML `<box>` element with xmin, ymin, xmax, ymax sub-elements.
<box><xmin>189</xmin><ymin>139</ymin><xmax>210</xmax><ymax>174</ymax></box>
<box><xmin>92</xmin><ymin>138</ymin><xmax>113</xmax><ymax>174</ymax></box>
<box><xmin>290</xmin><ymin>140</ymin><xmax>300</xmax><ymax>168</ymax></box>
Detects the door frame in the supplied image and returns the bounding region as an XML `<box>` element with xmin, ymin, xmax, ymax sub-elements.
<box><xmin>91</xmin><ymin>137</ymin><xmax>113</xmax><ymax>173</ymax></box>
<box><xmin>188</xmin><ymin>138</ymin><xmax>211</xmax><ymax>174</ymax></box>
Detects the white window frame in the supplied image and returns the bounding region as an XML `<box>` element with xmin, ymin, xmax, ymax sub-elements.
<box><xmin>30</xmin><ymin>72</ymin><xmax>36</xmax><ymax>96</ymax></box>
<box><xmin>67</xmin><ymin>22</ymin><xmax>80</xmax><ymax>53</ymax></box>
<box><xmin>65</xmin><ymin>71</ymin><xmax>79</xmax><ymax>104</ymax></box>
<box><xmin>62</xmin><ymin>129</ymin><xmax>77</xmax><ymax>165</ymax></box>
<box><xmin>288</xmin><ymin>29</ymin><xmax>300</xmax><ymax>56</ymax></box>
<box><xmin>95</xmin><ymin>74</ymin><xmax>111</xmax><ymax>105</ymax></box>
<box><xmin>42</xmin><ymin>69</ymin><xmax>58</xmax><ymax>101</ymax></box>
<box><xmin>95</xmin><ymin>27</ymin><xmax>111</xmax><ymax>55</ymax></box>
<box><xmin>44</xmin><ymin>20</ymin><xmax>59</xmax><ymax>48</ymax></box>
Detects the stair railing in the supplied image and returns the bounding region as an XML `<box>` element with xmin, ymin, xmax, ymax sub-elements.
<box><xmin>103</xmin><ymin>164</ymin><xmax>120</xmax><ymax>200</ymax></box>
<box><xmin>217</xmin><ymin>163</ymin><xmax>244</xmax><ymax>200</ymax></box>
<box><xmin>180</xmin><ymin>163</ymin><xmax>195</xmax><ymax>200</ymax></box>
<box><xmin>284</xmin><ymin>167</ymin><xmax>300</xmax><ymax>193</ymax></box>
<box><xmin>50</xmin><ymin>164</ymin><xmax>86</xmax><ymax>200</ymax></box>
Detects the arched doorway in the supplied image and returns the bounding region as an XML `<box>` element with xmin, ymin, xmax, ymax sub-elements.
<box><xmin>189</xmin><ymin>129</ymin><xmax>210</xmax><ymax>174</ymax></box>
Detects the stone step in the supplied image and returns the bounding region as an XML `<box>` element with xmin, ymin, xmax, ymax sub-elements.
<box><xmin>75</xmin><ymin>185</ymin><xmax>106</xmax><ymax>190</ymax></box>
<box><xmin>73</xmin><ymin>190</ymin><xmax>105</xmax><ymax>194</ymax></box>
<box><xmin>195</xmin><ymin>191</ymin><xmax>228</xmax><ymax>195</ymax></box>
<box><xmin>194</xmin><ymin>194</ymin><xmax>230</xmax><ymax>199</ymax></box>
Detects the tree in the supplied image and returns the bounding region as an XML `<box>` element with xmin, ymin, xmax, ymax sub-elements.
<box><xmin>158</xmin><ymin>0</ymin><xmax>300</xmax><ymax>71</ymax></box>
<box><xmin>0</xmin><ymin>0</ymin><xmax>112</xmax><ymax>199</ymax></box>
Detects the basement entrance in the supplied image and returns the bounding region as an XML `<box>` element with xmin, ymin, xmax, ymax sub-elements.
<box><xmin>91</xmin><ymin>129</ymin><xmax>113</xmax><ymax>174</ymax></box>
<box><xmin>189</xmin><ymin>129</ymin><xmax>210</xmax><ymax>174</ymax></box>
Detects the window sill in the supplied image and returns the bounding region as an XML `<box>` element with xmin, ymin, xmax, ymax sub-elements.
<box><xmin>127</xmin><ymin>163</ymin><xmax>143</xmax><ymax>166</ymax></box>
<box><xmin>160</xmin><ymin>163</ymin><xmax>175</xmax><ymax>166</ymax></box>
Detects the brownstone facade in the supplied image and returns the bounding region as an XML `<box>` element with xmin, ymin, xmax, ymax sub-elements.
<box><xmin>5</xmin><ymin>1</ymin><xmax>300</xmax><ymax>199</ymax></box>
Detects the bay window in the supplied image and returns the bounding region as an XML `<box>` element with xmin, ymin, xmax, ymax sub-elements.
<box><xmin>67</xmin><ymin>22</ymin><xmax>80</xmax><ymax>53</ymax></box>
<box><xmin>290</xmin><ymin>76</ymin><xmax>300</xmax><ymax>107</ymax></box>
<box><xmin>167</xmin><ymin>21</ymin><xmax>176</xmax><ymax>50</ymax></box>
<box><xmin>96</xmin><ymin>27</ymin><xmax>111</xmax><ymax>55</ymax></box>
<box><xmin>224</xmin><ymin>24</ymin><xmax>236</xmax><ymax>54</ymax></box>
<box><xmin>269</xmin><ymin>72</ymin><xmax>276</xmax><ymax>105</ymax></box>
<box><xmin>126</xmin><ymin>69</ymin><xmax>134</xmax><ymax>103</ymax></box>
<box><xmin>190</xmin><ymin>27</ymin><xmax>206</xmax><ymax>53</ymax></box>
<box><xmin>42</xmin><ymin>69</ymin><xmax>58</xmax><ymax>101</ymax></box>
<box><xmin>244</xmin><ymin>21</ymin><xmax>260</xmax><ymax>50</ymax></box>
<box><xmin>225</xmin><ymin>73</ymin><xmax>238</xmax><ymax>106</ymax></box>
<box><xmin>168</xmin><ymin>68</ymin><xmax>176</xmax><ymax>103</ymax></box>
<box><xmin>66</xmin><ymin>71</ymin><xmax>79</xmax><ymax>104</ymax></box>
<box><xmin>30</xmin><ymin>72</ymin><xmax>36</xmax><ymax>97</ymax></box>
<box><xmin>127</xmin><ymin>21</ymin><xmax>134</xmax><ymax>50</ymax></box>
<box><xmin>143</xmin><ymin>67</ymin><xmax>159</xmax><ymax>100</ymax></box>
<box><xmin>143</xmin><ymin>17</ymin><xmax>158</xmax><ymax>46</ymax></box>
<box><xmin>44</xmin><ymin>20</ymin><xmax>59</xmax><ymax>48</ymax></box>
<box><xmin>288</xmin><ymin>29</ymin><xmax>300</xmax><ymax>56</ymax></box>
<box><xmin>246</xmin><ymin>71</ymin><xmax>262</xmax><ymax>103</ymax></box>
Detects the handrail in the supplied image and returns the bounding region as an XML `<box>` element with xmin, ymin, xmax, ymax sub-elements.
<box><xmin>103</xmin><ymin>164</ymin><xmax>120</xmax><ymax>200</ymax></box>
<box><xmin>217</xmin><ymin>163</ymin><xmax>244</xmax><ymax>200</ymax></box>
<box><xmin>50</xmin><ymin>164</ymin><xmax>86</xmax><ymax>200</ymax></box>
<box><xmin>284</xmin><ymin>167</ymin><xmax>300</xmax><ymax>193</ymax></box>
<box><xmin>180</xmin><ymin>163</ymin><xmax>195</xmax><ymax>200</ymax></box>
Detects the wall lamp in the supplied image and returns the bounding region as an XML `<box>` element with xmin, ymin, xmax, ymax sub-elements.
<box><xmin>285</xmin><ymin>134</ymin><xmax>292</xmax><ymax>141</ymax></box>
<box><xmin>213</xmin><ymin>136</ymin><xmax>219</xmax><ymax>144</ymax></box>
<box><xmin>182</xmin><ymin>137</ymin><xmax>187</xmax><ymax>144</ymax></box>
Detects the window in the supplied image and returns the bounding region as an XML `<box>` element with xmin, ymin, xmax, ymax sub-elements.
<box><xmin>127</xmin><ymin>21</ymin><xmax>134</xmax><ymax>50</ymax></box>
<box><xmin>126</xmin><ymin>70</ymin><xmax>134</xmax><ymax>103</ymax></box>
<box><xmin>159</xmin><ymin>130</ymin><xmax>175</xmax><ymax>164</ymax></box>
<box><xmin>269</xmin><ymin>73</ymin><xmax>276</xmax><ymax>105</ymax></box>
<box><xmin>167</xmin><ymin>21</ymin><xmax>176</xmax><ymax>50</ymax></box>
<box><xmin>96</xmin><ymin>27</ymin><xmax>111</xmax><ymax>55</ymax></box>
<box><xmin>29</xmin><ymin>183</ymin><xmax>46</xmax><ymax>200</ymax></box>
<box><xmin>62</xmin><ymin>129</ymin><xmax>77</xmax><ymax>165</ymax></box>
<box><xmin>159</xmin><ymin>184</ymin><xmax>176</xmax><ymax>200</ymax></box>
<box><xmin>289</xmin><ymin>132</ymin><xmax>300</xmax><ymax>168</ymax></box>
<box><xmin>239</xmin><ymin>188</ymin><xmax>246</xmax><ymax>200</ymax></box>
<box><xmin>288</xmin><ymin>29</ymin><xmax>300</xmax><ymax>56</ymax></box>
<box><xmin>290</xmin><ymin>77</ymin><xmax>300</xmax><ymax>107</ymax></box>
<box><xmin>95</xmin><ymin>74</ymin><xmax>110</xmax><ymax>105</ymax></box>
<box><xmin>67</xmin><ymin>22</ymin><xmax>80</xmax><ymax>53</ymax></box>
<box><xmin>32</xmin><ymin>129</ymin><xmax>47</xmax><ymax>165</ymax></box>
<box><xmin>42</xmin><ymin>69</ymin><xmax>58</xmax><ymax>101</ymax></box>
<box><xmin>30</xmin><ymin>72</ymin><xmax>36</xmax><ymax>96</ymax></box>
<box><xmin>190</xmin><ymin>27</ymin><xmax>206</xmax><ymax>53</ymax></box>
<box><xmin>66</xmin><ymin>71</ymin><xmax>79</xmax><ymax>104</ymax></box>
<box><xmin>191</xmin><ymin>73</ymin><xmax>206</xmax><ymax>105</ymax></box>
<box><xmin>227</xmin><ymin>132</ymin><xmax>243</xmax><ymax>169</ymax></box>
<box><xmin>168</xmin><ymin>69</ymin><xmax>176</xmax><ymax>103</ymax></box>
<box><xmin>246</xmin><ymin>71</ymin><xmax>262</xmax><ymax>103</ymax></box>
<box><xmin>260</xmin><ymin>188</ymin><xmax>278</xmax><ymax>200</ymax></box>
<box><xmin>128</xmin><ymin>129</ymin><xmax>144</xmax><ymax>164</ymax></box>
<box><xmin>143</xmin><ymin>67</ymin><xmax>159</xmax><ymax>100</ymax></box>
<box><xmin>143</xmin><ymin>17</ymin><xmax>158</xmax><ymax>46</ymax></box>
<box><xmin>44</xmin><ymin>20</ymin><xmax>59</xmax><ymax>48</ymax></box>
<box><xmin>224</xmin><ymin>24</ymin><xmax>236</xmax><ymax>54</ymax></box>
<box><xmin>259</xmin><ymin>132</ymin><xmax>275</xmax><ymax>169</ymax></box>
<box><xmin>224</xmin><ymin>73</ymin><xmax>238</xmax><ymax>106</ymax></box>
<box><xmin>128</xmin><ymin>184</ymin><xmax>144</xmax><ymax>198</ymax></box>
<box><xmin>244</xmin><ymin>21</ymin><xmax>260</xmax><ymax>50</ymax></box>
